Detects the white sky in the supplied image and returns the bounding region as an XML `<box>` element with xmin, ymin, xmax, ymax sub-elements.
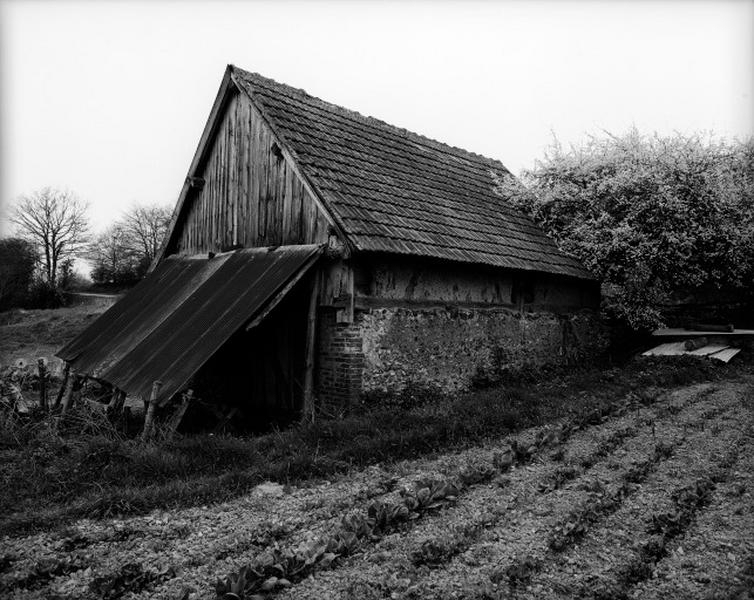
<box><xmin>1</xmin><ymin>0</ymin><xmax>752</xmax><ymax>236</ymax></box>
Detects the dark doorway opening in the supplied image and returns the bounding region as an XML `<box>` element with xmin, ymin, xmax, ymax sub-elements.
<box><xmin>183</xmin><ymin>276</ymin><xmax>312</xmax><ymax>433</ymax></box>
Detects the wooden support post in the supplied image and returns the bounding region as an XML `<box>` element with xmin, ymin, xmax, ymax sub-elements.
<box><xmin>166</xmin><ymin>389</ymin><xmax>193</xmax><ymax>439</ymax></box>
<box><xmin>60</xmin><ymin>370</ymin><xmax>77</xmax><ymax>416</ymax></box>
<box><xmin>301</xmin><ymin>272</ymin><xmax>320</xmax><ymax>422</ymax></box>
<box><xmin>107</xmin><ymin>389</ymin><xmax>126</xmax><ymax>417</ymax></box>
<box><xmin>37</xmin><ymin>358</ymin><xmax>48</xmax><ymax>411</ymax></box>
<box><xmin>107</xmin><ymin>388</ymin><xmax>119</xmax><ymax>410</ymax></box>
<box><xmin>121</xmin><ymin>406</ymin><xmax>132</xmax><ymax>435</ymax></box>
<box><xmin>115</xmin><ymin>390</ymin><xmax>126</xmax><ymax>413</ymax></box>
<box><xmin>73</xmin><ymin>377</ymin><xmax>85</xmax><ymax>406</ymax></box>
<box><xmin>335</xmin><ymin>263</ymin><xmax>354</xmax><ymax>324</ymax></box>
<box><xmin>141</xmin><ymin>380</ymin><xmax>162</xmax><ymax>442</ymax></box>
<box><xmin>53</xmin><ymin>364</ymin><xmax>70</xmax><ymax>409</ymax></box>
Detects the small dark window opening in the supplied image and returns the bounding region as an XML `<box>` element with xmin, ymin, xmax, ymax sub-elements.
<box><xmin>512</xmin><ymin>279</ymin><xmax>536</xmax><ymax>305</ymax></box>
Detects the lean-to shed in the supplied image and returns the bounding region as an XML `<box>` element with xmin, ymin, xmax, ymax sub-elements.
<box><xmin>58</xmin><ymin>65</ymin><xmax>605</xmax><ymax>424</ymax></box>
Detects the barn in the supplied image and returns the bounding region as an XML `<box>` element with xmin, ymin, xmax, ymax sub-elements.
<box><xmin>58</xmin><ymin>65</ymin><xmax>605</xmax><ymax>429</ymax></box>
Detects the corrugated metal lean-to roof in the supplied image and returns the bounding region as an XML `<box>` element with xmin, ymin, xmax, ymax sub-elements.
<box><xmin>57</xmin><ymin>245</ymin><xmax>322</xmax><ymax>405</ymax></box>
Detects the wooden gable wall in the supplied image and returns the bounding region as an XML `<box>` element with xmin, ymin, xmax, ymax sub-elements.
<box><xmin>172</xmin><ymin>88</ymin><xmax>332</xmax><ymax>255</ymax></box>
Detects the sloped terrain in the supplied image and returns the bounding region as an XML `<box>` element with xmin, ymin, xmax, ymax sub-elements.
<box><xmin>0</xmin><ymin>307</ymin><xmax>107</xmax><ymax>377</ymax></box>
<box><xmin>1</xmin><ymin>375</ymin><xmax>752</xmax><ymax>600</ymax></box>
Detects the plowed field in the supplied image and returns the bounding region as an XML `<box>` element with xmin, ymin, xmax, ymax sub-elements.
<box><xmin>2</xmin><ymin>378</ymin><xmax>752</xmax><ymax>600</ymax></box>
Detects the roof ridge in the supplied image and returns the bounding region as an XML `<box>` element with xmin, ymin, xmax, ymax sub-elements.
<box><xmin>230</xmin><ymin>65</ymin><xmax>511</xmax><ymax>174</ymax></box>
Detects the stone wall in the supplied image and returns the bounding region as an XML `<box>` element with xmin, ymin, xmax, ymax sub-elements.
<box><xmin>314</xmin><ymin>255</ymin><xmax>606</xmax><ymax>412</ymax></box>
<box><xmin>359</xmin><ymin>306</ymin><xmax>606</xmax><ymax>395</ymax></box>
<box><xmin>315</xmin><ymin>303</ymin><xmax>607</xmax><ymax>412</ymax></box>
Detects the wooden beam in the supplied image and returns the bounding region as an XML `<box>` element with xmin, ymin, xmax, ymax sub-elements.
<box><xmin>141</xmin><ymin>380</ymin><xmax>162</xmax><ymax>442</ymax></box>
<box><xmin>60</xmin><ymin>370</ymin><xmax>77</xmax><ymax>416</ymax></box>
<box><xmin>336</xmin><ymin>265</ymin><xmax>354</xmax><ymax>324</ymax></box>
<box><xmin>320</xmin><ymin>259</ymin><xmax>355</xmax><ymax>323</ymax></box>
<box><xmin>352</xmin><ymin>294</ymin><xmax>520</xmax><ymax>312</ymax></box>
<box><xmin>107</xmin><ymin>389</ymin><xmax>126</xmax><ymax>417</ymax></box>
<box><xmin>301</xmin><ymin>271</ymin><xmax>320</xmax><ymax>422</ymax></box>
<box><xmin>52</xmin><ymin>363</ymin><xmax>70</xmax><ymax>409</ymax></box>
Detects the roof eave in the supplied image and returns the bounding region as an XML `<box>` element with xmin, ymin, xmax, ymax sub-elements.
<box><xmin>352</xmin><ymin>246</ymin><xmax>596</xmax><ymax>282</ymax></box>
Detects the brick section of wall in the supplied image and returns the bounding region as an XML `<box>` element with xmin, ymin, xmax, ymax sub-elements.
<box><xmin>315</xmin><ymin>309</ymin><xmax>365</xmax><ymax>414</ymax></box>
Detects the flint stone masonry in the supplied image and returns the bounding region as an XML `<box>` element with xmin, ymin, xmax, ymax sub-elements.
<box><xmin>315</xmin><ymin>303</ymin><xmax>607</xmax><ymax>412</ymax></box>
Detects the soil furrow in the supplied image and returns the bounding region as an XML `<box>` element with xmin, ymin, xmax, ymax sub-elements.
<box><xmin>0</xmin><ymin>380</ymin><xmax>746</xmax><ymax>600</ymax></box>
<box><xmin>273</xmin><ymin>385</ymin><xmax>708</xmax><ymax>600</ymax></box>
<box><xmin>630</xmin><ymin>405</ymin><xmax>754</xmax><ymax>599</ymax></box>
<box><xmin>279</xmin><ymin>384</ymin><xmax>732</xmax><ymax>599</ymax></box>
<box><xmin>157</xmin><ymin>387</ymin><xmax>698</xmax><ymax>600</ymax></box>
<box><xmin>508</xmin><ymin>384</ymin><xmax>752</xmax><ymax>600</ymax></box>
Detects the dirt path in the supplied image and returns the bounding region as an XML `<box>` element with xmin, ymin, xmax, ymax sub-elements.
<box><xmin>1</xmin><ymin>377</ymin><xmax>752</xmax><ymax>600</ymax></box>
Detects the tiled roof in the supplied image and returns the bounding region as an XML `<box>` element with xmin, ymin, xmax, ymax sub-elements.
<box><xmin>232</xmin><ymin>67</ymin><xmax>592</xmax><ymax>279</ymax></box>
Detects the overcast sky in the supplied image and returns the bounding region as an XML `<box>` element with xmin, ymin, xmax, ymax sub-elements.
<box><xmin>1</xmin><ymin>0</ymin><xmax>752</xmax><ymax>235</ymax></box>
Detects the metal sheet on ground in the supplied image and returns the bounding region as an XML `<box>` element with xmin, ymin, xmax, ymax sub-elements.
<box><xmin>707</xmin><ymin>348</ymin><xmax>742</xmax><ymax>363</ymax></box>
<box><xmin>642</xmin><ymin>342</ymin><xmax>741</xmax><ymax>363</ymax></box>
<box><xmin>688</xmin><ymin>344</ymin><xmax>731</xmax><ymax>356</ymax></box>
<box><xmin>642</xmin><ymin>342</ymin><xmax>687</xmax><ymax>356</ymax></box>
<box><xmin>653</xmin><ymin>328</ymin><xmax>754</xmax><ymax>337</ymax></box>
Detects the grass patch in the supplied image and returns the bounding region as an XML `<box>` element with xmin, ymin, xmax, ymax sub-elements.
<box><xmin>0</xmin><ymin>306</ymin><xmax>105</xmax><ymax>369</ymax></box>
<box><xmin>0</xmin><ymin>356</ymin><xmax>742</xmax><ymax>536</ymax></box>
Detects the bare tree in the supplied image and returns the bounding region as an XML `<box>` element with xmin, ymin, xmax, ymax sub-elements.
<box><xmin>89</xmin><ymin>223</ymin><xmax>141</xmax><ymax>285</ymax></box>
<box><xmin>120</xmin><ymin>204</ymin><xmax>171</xmax><ymax>268</ymax></box>
<box><xmin>11</xmin><ymin>188</ymin><xmax>90</xmax><ymax>289</ymax></box>
<box><xmin>88</xmin><ymin>203</ymin><xmax>171</xmax><ymax>285</ymax></box>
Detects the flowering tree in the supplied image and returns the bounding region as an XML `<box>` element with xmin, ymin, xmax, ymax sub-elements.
<box><xmin>496</xmin><ymin>131</ymin><xmax>754</xmax><ymax>330</ymax></box>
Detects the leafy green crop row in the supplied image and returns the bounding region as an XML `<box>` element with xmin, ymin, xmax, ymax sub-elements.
<box><xmin>215</xmin><ymin>387</ymin><xmax>673</xmax><ymax>598</ymax></box>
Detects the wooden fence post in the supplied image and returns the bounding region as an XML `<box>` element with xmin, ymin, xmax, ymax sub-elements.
<box><xmin>141</xmin><ymin>380</ymin><xmax>162</xmax><ymax>442</ymax></box>
<box><xmin>37</xmin><ymin>358</ymin><xmax>48</xmax><ymax>411</ymax></box>
<box><xmin>107</xmin><ymin>388</ymin><xmax>119</xmax><ymax>411</ymax></box>
<box><xmin>60</xmin><ymin>370</ymin><xmax>78</xmax><ymax>416</ymax></box>
<box><xmin>166</xmin><ymin>389</ymin><xmax>193</xmax><ymax>440</ymax></box>
<box><xmin>53</xmin><ymin>364</ymin><xmax>70</xmax><ymax>409</ymax></box>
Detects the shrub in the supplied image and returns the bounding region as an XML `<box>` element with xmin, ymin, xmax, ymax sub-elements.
<box><xmin>0</xmin><ymin>238</ymin><xmax>36</xmax><ymax>310</ymax></box>
<box><xmin>496</xmin><ymin>131</ymin><xmax>754</xmax><ymax>331</ymax></box>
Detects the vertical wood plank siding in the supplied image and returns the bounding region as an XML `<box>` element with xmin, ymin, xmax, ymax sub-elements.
<box><xmin>175</xmin><ymin>92</ymin><xmax>330</xmax><ymax>254</ymax></box>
